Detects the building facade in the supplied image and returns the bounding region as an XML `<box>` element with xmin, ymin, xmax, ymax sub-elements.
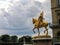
<box><xmin>51</xmin><ymin>0</ymin><xmax>60</xmax><ymax>45</ymax></box>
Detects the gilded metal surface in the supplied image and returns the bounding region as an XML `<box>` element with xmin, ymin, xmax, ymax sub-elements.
<box><xmin>32</xmin><ymin>11</ymin><xmax>49</xmax><ymax>36</ymax></box>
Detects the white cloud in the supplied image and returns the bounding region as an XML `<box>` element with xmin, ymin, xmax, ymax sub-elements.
<box><xmin>35</xmin><ymin>0</ymin><xmax>46</xmax><ymax>3</ymax></box>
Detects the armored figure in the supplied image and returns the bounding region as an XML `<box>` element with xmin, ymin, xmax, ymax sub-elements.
<box><xmin>38</xmin><ymin>11</ymin><xmax>44</xmax><ymax>27</ymax></box>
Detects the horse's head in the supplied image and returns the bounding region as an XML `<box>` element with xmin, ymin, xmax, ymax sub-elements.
<box><xmin>32</xmin><ymin>18</ymin><xmax>38</xmax><ymax>24</ymax></box>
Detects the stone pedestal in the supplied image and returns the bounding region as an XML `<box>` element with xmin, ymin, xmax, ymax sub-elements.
<box><xmin>32</xmin><ymin>35</ymin><xmax>52</xmax><ymax>45</ymax></box>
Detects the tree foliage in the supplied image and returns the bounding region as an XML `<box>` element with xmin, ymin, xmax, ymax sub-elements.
<box><xmin>1</xmin><ymin>34</ymin><xmax>10</xmax><ymax>42</ymax></box>
<box><xmin>10</xmin><ymin>35</ymin><xmax>18</xmax><ymax>42</ymax></box>
<box><xmin>18</xmin><ymin>36</ymin><xmax>32</xmax><ymax>44</ymax></box>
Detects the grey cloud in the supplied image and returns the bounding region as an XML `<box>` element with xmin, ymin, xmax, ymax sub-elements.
<box><xmin>0</xmin><ymin>0</ymin><xmax>52</xmax><ymax>36</ymax></box>
<box><xmin>0</xmin><ymin>0</ymin><xmax>41</xmax><ymax>30</ymax></box>
<box><xmin>3</xmin><ymin>0</ymin><xmax>42</xmax><ymax>30</ymax></box>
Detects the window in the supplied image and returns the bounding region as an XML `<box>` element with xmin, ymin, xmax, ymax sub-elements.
<box><xmin>57</xmin><ymin>0</ymin><xmax>60</xmax><ymax>6</ymax></box>
<box><xmin>57</xmin><ymin>32</ymin><xmax>60</xmax><ymax>42</ymax></box>
<box><xmin>59</xmin><ymin>19</ymin><xmax>60</xmax><ymax>24</ymax></box>
<box><xmin>57</xmin><ymin>32</ymin><xmax>60</xmax><ymax>36</ymax></box>
<box><xmin>57</xmin><ymin>13</ymin><xmax>60</xmax><ymax>24</ymax></box>
<box><xmin>57</xmin><ymin>13</ymin><xmax>60</xmax><ymax>15</ymax></box>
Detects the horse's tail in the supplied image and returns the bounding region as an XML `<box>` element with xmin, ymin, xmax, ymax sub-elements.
<box><xmin>48</xmin><ymin>23</ymin><xmax>52</xmax><ymax>27</ymax></box>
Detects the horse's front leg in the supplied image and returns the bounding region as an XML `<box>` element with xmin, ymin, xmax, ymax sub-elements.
<box><xmin>37</xmin><ymin>28</ymin><xmax>40</xmax><ymax>36</ymax></box>
<box><xmin>33</xmin><ymin>28</ymin><xmax>36</xmax><ymax>33</ymax></box>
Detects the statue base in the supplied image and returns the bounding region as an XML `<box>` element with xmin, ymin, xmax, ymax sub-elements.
<box><xmin>32</xmin><ymin>35</ymin><xmax>52</xmax><ymax>45</ymax></box>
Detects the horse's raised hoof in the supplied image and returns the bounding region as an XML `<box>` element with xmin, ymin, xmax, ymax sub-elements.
<box><xmin>44</xmin><ymin>30</ymin><xmax>46</xmax><ymax>33</ymax></box>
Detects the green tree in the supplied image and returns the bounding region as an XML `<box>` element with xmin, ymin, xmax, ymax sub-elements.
<box><xmin>0</xmin><ymin>36</ymin><xmax>3</xmax><ymax>43</ymax></box>
<box><xmin>18</xmin><ymin>38</ymin><xmax>23</xmax><ymax>45</ymax></box>
<box><xmin>1</xmin><ymin>34</ymin><xmax>10</xmax><ymax>42</ymax></box>
<box><xmin>23</xmin><ymin>36</ymin><xmax>32</xmax><ymax>44</ymax></box>
<box><xmin>18</xmin><ymin>36</ymin><xmax>32</xmax><ymax>44</ymax></box>
<box><xmin>10</xmin><ymin>35</ymin><xmax>18</xmax><ymax>42</ymax></box>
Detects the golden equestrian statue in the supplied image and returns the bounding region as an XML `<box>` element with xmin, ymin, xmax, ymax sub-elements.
<box><xmin>32</xmin><ymin>11</ymin><xmax>48</xmax><ymax>36</ymax></box>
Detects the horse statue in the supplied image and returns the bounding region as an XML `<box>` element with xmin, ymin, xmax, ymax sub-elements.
<box><xmin>32</xmin><ymin>18</ymin><xmax>49</xmax><ymax>36</ymax></box>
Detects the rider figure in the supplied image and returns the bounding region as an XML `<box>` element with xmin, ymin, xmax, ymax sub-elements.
<box><xmin>38</xmin><ymin>11</ymin><xmax>44</xmax><ymax>26</ymax></box>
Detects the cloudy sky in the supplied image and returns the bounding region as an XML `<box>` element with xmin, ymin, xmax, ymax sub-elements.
<box><xmin>0</xmin><ymin>0</ymin><xmax>52</xmax><ymax>37</ymax></box>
